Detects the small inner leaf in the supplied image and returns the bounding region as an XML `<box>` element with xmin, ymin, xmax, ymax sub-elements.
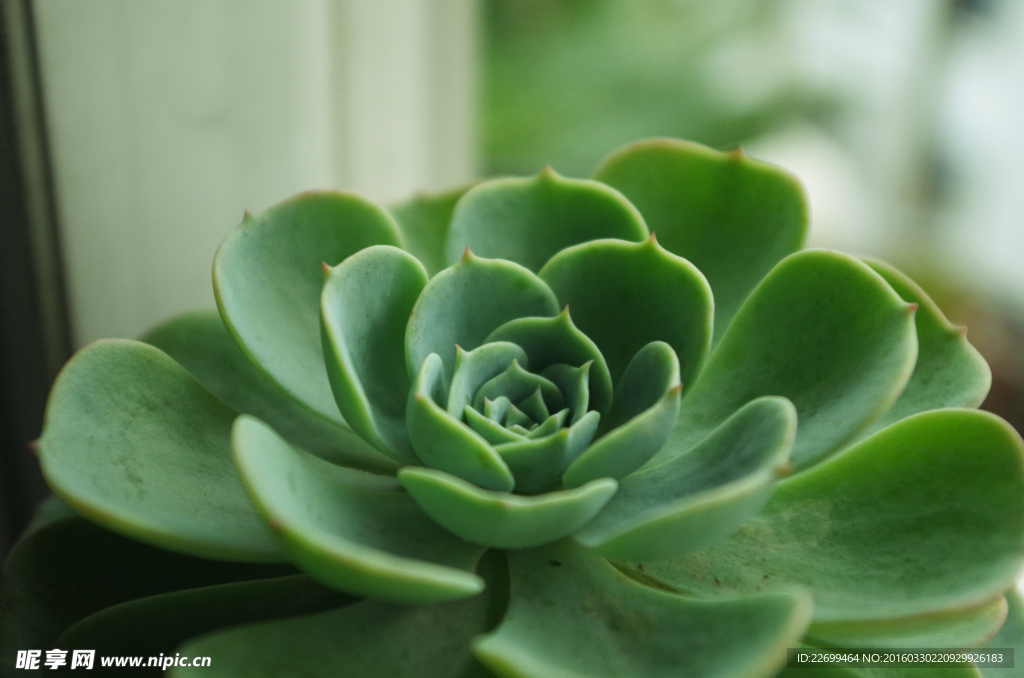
<box><xmin>447</xmin><ymin>342</ymin><xmax>528</xmax><ymax>417</ymax></box>
<box><xmin>541</xmin><ymin>362</ymin><xmax>592</xmax><ymax>424</ymax></box>
<box><xmin>473</xmin><ymin>361</ymin><xmax>563</xmax><ymax>414</ymax></box>
<box><xmin>497</xmin><ymin>411</ymin><xmax>601</xmax><ymax>495</ymax></box>
<box><xmin>463</xmin><ymin>406</ymin><xmax>525</xmax><ymax>446</ymax></box>
<box><xmin>516</xmin><ymin>387</ymin><xmax>552</xmax><ymax>423</ymax></box>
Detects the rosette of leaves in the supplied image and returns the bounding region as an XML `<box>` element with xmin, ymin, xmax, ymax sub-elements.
<box><xmin>4</xmin><ymin>139</ymin><xmax>1024</xmax><ymax>678</ymax></box>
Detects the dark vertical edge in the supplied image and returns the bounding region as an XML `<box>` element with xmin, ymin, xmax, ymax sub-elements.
<box><xmin>0</xmin><ymin>0</ymin><xmax>72</xmax><ymax>563</ymax></box>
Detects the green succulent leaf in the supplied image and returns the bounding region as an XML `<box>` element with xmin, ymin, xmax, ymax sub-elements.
<box><xmin>636</xmin><ymin>409</ymin><xmax>1024</xmax><ymax>624</ymax></box>
<box><xmin>540</xmin><ymin>362</ymin><xmax>592</xmax><ymax>425</ymax></box>
<box><xmin>214</xmin><ymin>191</ymin><xmax>403</xmax><ymax>426</ymax></box>
<box><xmin>807</xmin><ymin>596</ymin><xmax>1008</xmax><ymax>649</ymax></box>
<box><xmin>576</xmin><ymin>396</ymin><xmax>795</xmax><ymax>561</ymax></box>
<box><xmin>57</xmin><ymin>575</ymin><xmax>353</xmax><ymax>661</ymax></box>
<box><xmin>861</xmin><ymin>259</ymin><xmax>991</xmax><ymax>433</ymax></box>
<box><xmin>0</xmin><ymin>516</ymin><xmax>290</xmax><ymax>662</ymax></box>
<box><xmin>474</xmin><ymin>361</ymin><xmax>564</xmax><ymax>415</ymax></box>
<box><xmin>495</xmin><ymin>412</ymin><xmax>601</xmax><ymax>495</ymax></box>
<box><xmin>595</xmin><ymin>138</ymin><xmax>808</xmax><ymax>341</ymax></box>
<box><xmin>406</xmin><ymin>251</ymin><xmax>559</xmax><ymax>380</ymax></box>
<box><xmin>142</xmin><ymin>310</ymin><xmax>396</xmax><ymax>473</ymax></box>
<box><xmin>171</xmin><ymin>558</ymin><xmax>505</xmax><ymax>678</ymax></box>
<box><xmin>233</xmin><ymin>416</ymin><xmax>486</xmax><ymax>604</ymax></box>
<box><xmin>563</xmin><ymin>341</ymin><xmax>682</xmax><ymax>488</ymax></box>
<box><xmin>539</xmin><ymin>235</ymin><xmax>712</xmax><ymax>386</ymax></box>
<box><xmin>448</xmin><ymin>343</ymin><xmax>530</xmax><ymax>417</ymax></box>
<box><xmin>473</xmin><ymin>540</ymin><xmax>811</xmax><ymax>678</ymax></box>
<box><xmin>445</xmin><ymin>168</ymin><xmax>648</xmax><ymax>272</ymax></box>
<box><xmin>486</xmin><ymin>309</ymin><xmax>613</xmax><ymax>416</ymax></box>
<box><xmin>38</xmin><ymin>340</ymin><xmax>282</xmax><ymax>562</ymax></box>
<box><xmin>322</xmin><ymin>245</ymin><xmax>428</xmax><ymax>463</ymax></box>
<box><xmin>389</xmin><ymin>184</ymin><xmax>474</xmax><ymax>276</ymax></box>
<box><xmin>408</xmin><ymin>353</ymin><xmax>516</xmax><ymax>492</ymax></box>
<box><xmin>981</xmin><ymin>590</ymin><xmax>1024</xmax><ymax>678</ymax></box>
<box><xmin>651</xmin><ymin>249</ymin><xmax>917</xmax><ymax>471</ymax></box>
<box><xmin>398</xmin><ymin>467</ymin><xmax>617</xmax><ymax>549</ymax></box>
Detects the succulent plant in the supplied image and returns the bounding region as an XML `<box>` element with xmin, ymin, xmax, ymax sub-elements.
<box><xmin>3</xmin><ymin>139</ymin><xmax>1024</xmax><ymax>678</ymax></box>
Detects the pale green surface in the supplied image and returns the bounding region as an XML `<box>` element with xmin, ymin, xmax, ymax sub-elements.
<box><xmin>389</xmin><ymin>184</ymin><xmax>473</xmax><ymax>276</ymax></box>
<box><xmin>862</xmin><ymin>259</ymin><xmax>991</xmax><ymax>433</ymax></box>
<box><xmin>321</xmin><ymin>245</ymin><xmax>427</xmax><ymax>463</ymax></box>
<box><xmin>539</xmin><ymin>236</ymin><xmax>712</xmax><ymax>386</ymax></box>
<box><xmin>486</xmin><ymin>310</ymin><xmax>613</xmax><ymax>416</ymax></box>
<box><xmin>637</xmin><ymin>410</ymin><xmax>1024</xmax><ymax>623</ymax></box>
<box><xmin>497</xmin><ymin>412</ymin><xmax>599</xmax><ymax>495</ymax></box>
<box><xmin>446</xmin><ymin>168</ymin><xmax>648</xmax><ymax>272</ymax></box>
<box><xmin>595</xmin><ymin>138</ymin><xmax>807</xmax><ymax>342</ymax></box>
<box><xmin>448</xmin><ymin>343</ymin><xmax>529</xmax><ymax>417</ymax></box>
<box><xmin>233</xmin><ymin>416</ymin><xmax>486</xmax><ymax>604</ymax></box>
<box><xmin>398</xmin><ymin>467</ymin><xmax>617</xmax><ymax>549</ymax></box>
<box><xmin>142</xmin><ymin>310</ymin><xmax>396</xmax><ymax>473</ymax></box>
<box><xmin>650</xmin><ymin>249</ymin><xmax>917</xmax><ymax>471</ymax></box>
<box><xmin>981</xmin><ymin>590</ymin><xmax>1024</xmax><ymax>677</ymax></box>
<box><xmin>405</xmin><ymin>250</ymin><xmax>559</xmax><ymax>380</ymax></box>
<box><xmin>474</xmin><ymin>540</ymin><xmax>811</xmax><ymax>678</ymax></box>
<box><xmin>563</xmin><ymin>341</ymin><xmax>681</xmax><ymax>487</ymax></box>
<box><xmin>39</xmin><ymin>340</ymin><xmax>282</xmax><ymax>562</ymax></box>
<box><xmin>808</xmin><ymin>596</ymin><xmax>1008</xmax><ymax>649</ymax></box>
<box><xmin>576</xmin><ymin>396</ymin><xmax>794</xmax><ymax>561</ymax></box>
<box><xmin>407</xmin><ymin>354</ymin><xmax>516</xmax><ymax>492</ymax></box>
<box><xmin>214</xmin><ymin>192</ymin><xmax>403</xmax><ymax>428</ymax></box>
<box><xmin>172</xmin><ymin>561</ymin><xmax>502</xmax><ymax>678</ymax></box>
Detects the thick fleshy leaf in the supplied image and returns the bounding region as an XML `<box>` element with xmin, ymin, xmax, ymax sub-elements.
<box><xmin>448</xmin><ymin>342</ymin><xmax>529</xmax><ymax>417</ymax></box>
<box><xmin>389</xmin><ymin>184</ymin><xmax>473</xmax><ymax>276</ymax></box>
<box><xmin>445</xmin><ymin>168</ymin><xmax>648</xmax><ymax>272</ymax></box>
<box><xmin>474</xmin><ymin>540</ymin><xmax>811</xmax><ymax>678</ymax></box>
<box><xmin>540</xmin><ymin>362</ymin><xmax>592</xmax><ymax>424</ymax></box>
<box><xmin>808</xmin><ymin>596</ymin><xmax>1008</xmax><ymax>649</ymax></box>
<box><xmin>57</xmin><ymin>575</ymin><xmax>353</xmax><ymax>662</ymax></box>
<box><xmin>575</xmin><ymin>396</ymin><xmax>795</xmax><ymax>561</ymax></box>
<box><xmin>171</xmin><ymin>553</ymin><xmax>505</xmax><ymax>678</ymax></box>
<box><xmin>142</xmin><ymin>310</ymin><xmax>396</xmax><ymax>473</ymax></box>
<box><xmin>233</xmin><ymin>416</ymin><xmax>486</xmax><ymax>604</ymax></box>
<box><xmin>464</xmin><ymin>406</ymin><xmax>526</xmax><ymax>446</ymax></box>
<box><xmin>398</xmin><ymin>467</ymin><xmax>616</xmax><ymax>549</ymax></box>
<box><xmin>539</xmin><ymin>236</ymin><xmax>712</xmax><ymax>385</ymax></box>
<box><xmin>474</xmin><ymin>361</ymin><xmax>563</xmax><ymax>415</ymax></box>
<box><xmin>496</xmin><ymin>412</ymin><xmax>601</xmax><ymax>494</ymax></box>
<box><xmin>862</xmin><ymin>259</ymin><xmax>991</xmax><ymax>432</ymax></box>
<box><xmin>322</xmin><ymin>245</ymin><xmax>428</xmax><ymax>463</ymax></box>
<box><xmin>595</xmin><ymin>138</ymin><xmax>808</xmax><ymax>340</ymax></box>
<box><xmin>38</xmin><ymin>340</ymin><xmax>282</xmax><ymax>561</ymax></box>
<box><xmin>0</xmin><ymin>516</ymin><xmax>290</xmax><ymax>663</ymax></box>
<box><xmin>650</xmin><ymin>249</ymin><xmax>917</xmax><ymax>471</ymax></box>
<box><xmin>562</xmin><ymin>341</ymin><xmax>682</xmax><ymax>487</ymax></box>
<box><xmin>486</xmin><ymin>309</ymin><xmax>613</xmax><ymax>416</ymax></box>
<box><xmin>635</xmin><ymin>409</ymin><xmax>1024</xmax><ymax>623</ymax></box>
<box><xmin>214</xmin><ymin>191</ymin><xmax>402</xmax><ymax>426</ymax></box>
<box><xmin>408</xmin><ymin>354</ymin><xmax>515</xmax><ymax>492</ymax></box>
<box><xmin>406</xmin><ymin>251</ymin><xmax>559</xmax><ymax>379</ymax></box>
<box><xmin>981</xmin><ymin>591</ymin><xmax>1024</xmax><ymax>678</ymax></box>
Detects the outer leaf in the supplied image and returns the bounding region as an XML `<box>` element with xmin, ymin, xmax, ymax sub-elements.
<box><xmin>650</xmin><ymin>249</ymin><xmax>917</xmax><ymax>471</ymax></box>
<box><xmin>636</xmin><ymin>410</ymin><xmax>1024</xmax><ymax>624</ymax></box>
<box><xmin>406</xmin><ymin>251</ymin><xmax>559</xmax><ymax>380</ymax></box>
<box><xmin>0</xmin><ymin>517</ymin><xmax>290</xmax><ymax>664</ymax></box>
<box><xmin>322</xmin><ymin>245</ymin><xmax>428</xmax><ymax>463</ymax></box>
<box><xmin>38</xmin><ymin>340</ymin><xmax>282</xmax><ymax>562</ymax></box>
<box><xmin>576</xmin><ymin>396</ymin><xmax>794</xmax><ymax>561</ymax></box>
<box><xmin>562</xmin><ymin>341</ymin><xmax>681</xmax><ymax>487</ymax></box>
<box><xmin>486</xmin><ymin>309</ymin><xmax>613</xmax><ymax>417</ymax></box>
<box><xmin>389</xmin><ymin>184</ymin><xmax>473</xmax><ymax>276</ymax></box>
<box><xmin>595</xmin><ymin>138</ymin><xmax>808</xmax><ymax>341</ymax></box>
<box><xmin>214</xmin><ymin>191</ymin><xmax>402</xmax><ymax>426</ymax></box>
<box><xmin>445</xmin><ymin>168</ymin><xmax>648</xmax><ymax>272</ymax></box>
<box><xmin>57</xmin><ymin>575</ymin><xmax>353</xmax><ymax>663</ymax></box>
<box><xmin>398</xmin><ymin>467</ymin><xmax>617</xmax><ymax>549</ymax></box>
<box><xmin>981</xmin><ymin>590</ymin><xmax>1024</xmax><ymax>678</ymax></box>
<box><xmin>862</xmin><ymin>259</ymin><xmax>991</xmax><ymax>432</ymax></box>
<box><xmin>233</xmin><ymin>416</ymin><xmax>486</xmax><ymax>604</ymax></box>
<box><xmin>808</xmin><ymin>596</ymin><xmax>1008</xmax><ymax>649</ymax></box>
<box><xmin>408</xmin><ymin>354</ymin><xmax>515</xmax><ymax>492</ymax></box>
<box><xmin>171</xmin><ymin>554</ymin><xmax>505</xmax><ymax>678</ymax></box>
<box><xmin>539</xmin><ymin>236</ymin><xmax>712</xmax><ymax>385</ymax></box>
<box><xmin>474</xmin><ymin>540</ymin><xmax>812</xmax><ymax>678</ymax></box>
<box><xmin>142</xmin><ymin>310</ymin><xmax>396</xmax><ymax>473</ymax></box>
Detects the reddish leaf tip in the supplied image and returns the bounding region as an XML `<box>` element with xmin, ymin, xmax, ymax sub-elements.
<box><xmin>26</xmin><ymin>439</ymin><xmax>39</xmax><ymax>455</ymax></box>
<box><xmin>954</xmin><ymin>324</ymin><xmax>970</xmax><ymax>337</ymax></box>
<box><xmin>322</xmin><ymin>261</ymin><xmax>331</xmax><ymax>277</ymax></box>
<box><xmin>730</xmin><ymin>146</ymin><xmax>746</xmax><ymax>158</ymax></box>
<box><xmin>242</xmin><ymin>209</ymin><xmax>253</xmax><ymax>220</ymax></box>
<box><xmin>906</xmin><ymin>302</ymin><xmax>920</xmax><ymax>315</ymax></box>
<box><xmin>774</xmin><ymin>462</ymin><xmax>795</xmax><ymax>478</ymax></box>
<box><xmin>669</xmin><ymin>384</ymin><xmax>684</xmax><ymax>396</ymax></box>
<box><xmin>461</xmin><ymin>245</ymin><xmax>474</xmax><ymax>262</ymax></box>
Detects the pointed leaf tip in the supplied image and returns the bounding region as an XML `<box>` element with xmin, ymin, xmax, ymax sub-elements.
<box><xmin>907</xmin><ymin>302</ymin><xmax>920</xmax><ymax>314</ymax></box>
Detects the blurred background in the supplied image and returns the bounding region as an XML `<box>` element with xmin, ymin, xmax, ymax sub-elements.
<box><xmin>2</xmin><ymin>0</ymin><xmax>1023</xmax><ymax>559</ymax></box>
